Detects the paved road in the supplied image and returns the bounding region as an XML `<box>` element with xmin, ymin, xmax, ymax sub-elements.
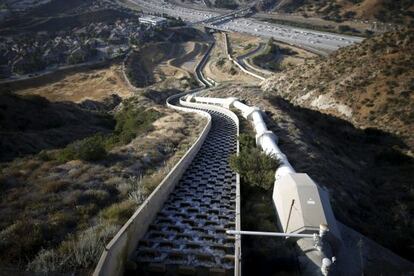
<box><xmin>128</xmin><ymin>0</ymin><xmax>364</xmax><ymax>53</ymax></box>
<box><xmin>217</xmin><ymin>18</ymin><xmax>363</xmax><ymax>53</ymax></box>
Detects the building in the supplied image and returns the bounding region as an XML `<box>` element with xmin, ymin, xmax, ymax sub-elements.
<box><xmin>139</xmin><ymin>15</ymin><xmax>167</xmax><ymax>27</ymax></box>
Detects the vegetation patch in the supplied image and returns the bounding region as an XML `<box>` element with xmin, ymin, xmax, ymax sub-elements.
<box><xmin>230</xmin><ymin>133</ymin><xmax>279</xmax><ymax>190</ymax></box>
<box><xmin>56</xmin><ymin>104</ymin><xmax>161</xmax><ymax>162</ymax></box>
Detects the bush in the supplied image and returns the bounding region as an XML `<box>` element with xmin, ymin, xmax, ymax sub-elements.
<box><xmin>214</xmin><ymin>0</ymin><xmax>238</xmax><ymax>9</ymax></box>
<box><xmin>101</xmin><ymin>201</ymin><xmax>136</xmax><ymax>224</ymax></box>
<box><xmin>216</xmin><ymin>58</ymin><xmax>226</xmax><ymax>68</ymax></box>
<box><xmin>0</xmin><ymin>220</ymin><xmax>52</xmax><ymax>263</ymax></box>
<box><xmin>41</xmin><ymin>180</ymin><xmax>67</xmax><ymax>193</ymax></box>
<box><xmin>58</xmin><ymin>134</ymin><xmax>107</xmax><ymax>162</ymax></box>
<box><xmin>56</xmin><ymin>105</ymin><xmax>160</xmax><ymax>163</ymax></box>
<box><xmin>229</xmin><ymin>134</ymin><xmax>279</xmax><ymax>190</ymax></box>
<box><xmin>27</xmin><ymin>224</ymin><xmax>119</xmax><ymax>272</ymax></box>
<box><xmin>113</xmin><ymin>106</ymin><xmax>160</xmax><ymax>145</ymax></box>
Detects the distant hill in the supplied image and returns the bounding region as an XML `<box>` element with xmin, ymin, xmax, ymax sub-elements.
<box><xmin>272</xmin><ymin>0</ymin><xmax>414</xmax><ymax>25</ymax></box>
<box><xmin>262</xmin><ymin>28</ymin><xmax>414</xmax><ymax>152</ymax></box>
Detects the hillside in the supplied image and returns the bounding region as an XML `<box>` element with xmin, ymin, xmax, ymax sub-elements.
<box><xmin>0</xmin><ymin>90</ymin><xmax>206</xmax><ymax>272</ymax></box>
<box><xmin>0</xmin><ymin>92</ymin><xmax>116</xmax><ymax>162</ymax></box>
<box><xmin>273</xmin><ymin>0</ymin><xmax>414</xmax><ymax>25</ymax></box>
<box><xmin>202</xmin><ymin>84</ymin><xmax>414</xmax><ymax>266</ymax></box>
<box><xmin>262</xmin><ymin>28</ymin><xmax>414</xmax><ymax>152</ymax></box>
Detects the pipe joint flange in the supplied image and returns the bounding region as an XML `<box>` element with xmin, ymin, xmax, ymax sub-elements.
<box><xmin>224</xmin><ymin>97</ymin><xmax>239</xmax><ymax>109</ymax></box>
<box><xmin>186</xmin><ymin>94</ymin><xmax>195</xmax><ymax>102</ymax></box>
<box><xmin>245</xmin><ymin>107</ymin><xmax>261</xmax><ymax>120</ymax></box>
<box><xmin>255</xmin><ymin>131</ymin><xmax>278</xmax><ymax>147</ymax></box>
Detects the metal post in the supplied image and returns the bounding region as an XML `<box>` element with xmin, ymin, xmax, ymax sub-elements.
<box><xmin>226</xmin><ymin>230</ymin><xmax>315</xmax><ymax>239</ymax></box>
<box><xmin>285</xmin><ymin>199</ymin><xmax>295</xmax><ymax>232</ymax></box>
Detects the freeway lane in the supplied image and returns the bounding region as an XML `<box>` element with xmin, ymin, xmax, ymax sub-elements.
<box><xmin>217</xmin><ymin>18</ymin><xmax>364</xmax><ymax>53</ymax></box>
<box><xmin>128</xmin><ymin>0</ymin><xmax>364</xmax><ymax>53</ymax></box>
<box><xmin>130</xmin><ymin>0</ymin><xmax>219</xmax><ymax>22</ymax></box>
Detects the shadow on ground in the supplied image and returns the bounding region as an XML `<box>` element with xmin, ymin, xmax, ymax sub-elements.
<box><xmin>0</xmin><ymin>92</ymin><xmax>115</xmax><ymax>162</ymax></box>
<box><xmin>265</xmin><ymin>96</ymin><xmax>414</xmax><ymax>263</ymax></box>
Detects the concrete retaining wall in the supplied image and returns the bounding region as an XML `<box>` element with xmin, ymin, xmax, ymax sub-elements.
<box><xmin>93</xmin><ymin>91</ymin><xmax>212</xmax><ymax>276</ymax></box>
<box><xmin>195</xmin><ymin>42</ymin><xmax>215</xmax><ymax>87</ymax></box>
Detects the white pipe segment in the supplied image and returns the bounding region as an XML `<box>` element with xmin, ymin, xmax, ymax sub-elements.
<box><xmin>193</xmin><ymin>96</ymin><xmax>225</xmax><ymax>105</ymax></box>
<box><xmin>190</xmin><ymin>96</ymin><xmax>295</xmax><ymax>179</ymax></box>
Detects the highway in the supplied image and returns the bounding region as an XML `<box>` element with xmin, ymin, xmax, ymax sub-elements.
<box><xmin>131</xmin><ymin>0</ymin><xmax>219</xmax><ymax>22</ymax></box>
<box><xmin>215</xmin><ymin>18</ymin><xmax>363</xmax><ymax>53</ymax></box>
<box><xmin>128</xmin><ymin>0</ymin><xmax>364</xmax><ymax>54</ymax></box>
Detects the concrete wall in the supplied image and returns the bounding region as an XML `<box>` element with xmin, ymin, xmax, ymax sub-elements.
<box><xmin>93</xmin><ymin>91</ymin><xmax>212</xmax><ymax>276</ymax></box>
<box><xmin>195</xmin><ymin>41</ymin><xmax>215</xmax><ymax>87</ymax></box>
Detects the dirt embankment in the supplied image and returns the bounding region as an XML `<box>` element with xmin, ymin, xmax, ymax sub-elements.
<box><xmin>0</xmin><ymin>92</ymin><xmax>117</xmax><ymax>162</ymax></box>
<box><xmin>262</xmin><ymin>28</ymin><xmax>414</xmax><ymax>151</ymax></box>
<box><xmin>269</xmin><ymin>0</ymin><xmax>414</xmax><ymax>26</ymax></box>
<box><xmin>4</xmin><ymin>64</ymin><xmax>132</xmax><ymax>103</ymax></box>
<box><xmin>125</xmin><ymin>41</ymin><xmax>208</xmax><ymax>91</ymax></box>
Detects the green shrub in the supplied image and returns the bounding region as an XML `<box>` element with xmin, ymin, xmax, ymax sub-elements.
<box><xmin>114</xmin><ymin>106</ymin><xmax>160</xmax><ymax>145</ymax></box>
<box><xmin>101</xmin><ymin>201</ymin><xmax>136</xmax><ymax>224</ymax></box>
<box><xmin>216</xmin><ymin>58</ymin><xmax>226</xmax><ymax>68</ymax></box>
<box><xmin>56</xmin><ymin>105</ymin><xmax>160</xmax><ymax>163</ymax></box>
<box><xmin>41</xmin><ymin>180</ymin><xmax>67</xmax><ymax>193</ymax></box>
<box><xmin>0</xmin><ymin>220</ymin><xmax>52</xmax><ymax>263</ymax></box>
<box><xmin>214</xmin><ymin>0</ymin><xmax>238</xmax><ymax>9</ymax></box>
<box><xmin>27</xmin><ymin>224</ymin><xmax>119</xmax><ymax>272</ymax></box>
<box><xmin>229</xmin><ymin>134</ymin><xmax>279</xmax><ymax>190</ymax></box>
<box><xmin>58</xmin><ymin>134</ymin><xmax>107</xmax><ymax>162</ymax></box>
<box><xmin>76</xmin><ymin>135</ymin><xmax>107</xmax><ymax>161</ymax></box>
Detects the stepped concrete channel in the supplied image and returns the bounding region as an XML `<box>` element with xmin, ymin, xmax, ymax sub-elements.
<box><xmin>130</xmin><ymin>105</ymin><xmax>239</xmax><ymax>275</ymax></box>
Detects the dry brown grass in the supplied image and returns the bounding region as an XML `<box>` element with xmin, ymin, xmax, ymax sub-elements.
<box><xmin>15</xmin><ymin>64</ymin><xmax>132</xmax><ymax>103</ymax></box>
<box><xmin>262</xmin><ymin>28</ymin><xmax>414</xmax><ymax>150</ymax></box>
<box><xmin>0</xmin><ymin>91</ymin><xmax>207</xmax><ymax>272</ymax></box>
<box><xmin>125</xmin><ymin>42</ymin><xmax>201</xmax><ymax>91</ymax></box>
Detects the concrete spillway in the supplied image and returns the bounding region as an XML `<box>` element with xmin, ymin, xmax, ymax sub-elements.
<box><xmin>130</xmin><ymin>110</ymin><xmax>238</xmax><ymax>275</ymax></box>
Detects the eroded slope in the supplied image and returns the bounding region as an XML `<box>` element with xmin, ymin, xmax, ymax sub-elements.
<box><xmin>262</xmin><ymin>28</ymin><xmax>414</xmax><ymax>151</ymax></box>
